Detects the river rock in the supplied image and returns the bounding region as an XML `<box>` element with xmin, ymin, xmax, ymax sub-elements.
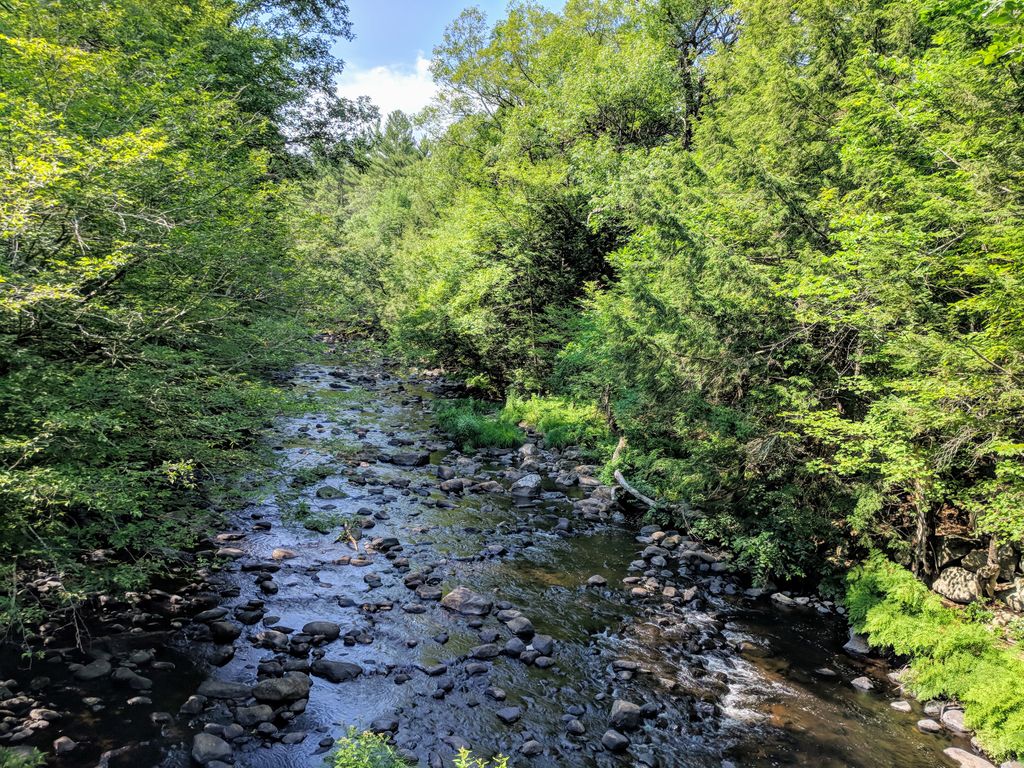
<box><xmin>601</xmin><ymin>729</ymin><xmax>629</xmax><ymax>752</ymax></box>
<box><xmin>941</xmin><ymin>708</ymin><xmax>970</xmax><ymax>735</ymax></box>
<box><xmin>272</xmin><ymin>548</ymin><xmax>298</xmax><ymax>561</ymax></box>
<box><xmin>391</xmin><ymin>452</ymin><xmax>430</xmax><ymax>467</ymax></box>
<box><xmin>253</xmin><ymin>672</ymin><xmax>310</xmax><ymax>702</ymax></box>
<box><xmin>531</xmin><ymin>634</ymin><xmax>554</xmax><ymax>655</ymax></box>
<box><xmin>917</xmin><ymin>719</ymin><xmax>943</xmax><ymax>733</ymax></box>
<box><xmin>192</xmin><ymin>733</ymin><xmax>232</xmax><ymax>765</ymax></box>
<box><xmin>931</xmin><ymin>567</ymin><xmax>981</xmax><ymax>603</ymax></box>
<box><xmin>315</xmin><ymin>485</ymin><xmax>343</xmax><ymax>499</ymax></box>
<box><xmin>311</xmin><ymin>659</ymin><xmax>363</xmax><ymax>683</ymax></box>
<box><xmin>53</xmin><ymin>736</ymin><xmax>77</xmax><ymax>754</ymax></box>
<box><xmin>996</xmin><ymin>578</ymin><xmax>1024</xmax><ymax>612</ymax></box>
<box><xmin>302</xmin><ymin>621</ymin><xmax>341</xmax><ymax>641</ymax></box>
<box><xmin>441</xmin><ymin>586</ymin><xmax>492</xmax><ymax>616</ymax></box>
<box><xmin>510</xmin><ymin>473</ymin><xmax>543</xmax><ymax>497</ymax></box>
<box><xmin>944</xmin><ymin>748</ymin><xmax>996</xmax><ymax>768</ymax></box>
<box><xmin>586</xmin><ymin>575</ymin><xmax>607</xmax><ymax>587</ymax></box>
<box><xmin>209</xmin><ymin>621</ymin><xmax>241</xmax><ymax>643</ymax></box>
<box><xmin>506</xmin><ymin>616</ymin><xmax>534</xmax><ymax>638</ymax></box>
<box><xmin>843</xmin><ymin>630</ymin><xmax>871</xmax><ymax>656</ymax></box>
<box><xmin>194</xmin><ymin>607</ymin><xmax>229</xmax><ymax>622</ymax></box>
<box><xmin>74</xmin><ymin>659</ymin><xmax>112</xmax><ymax>681</ymax></box>
<box><xmin>521</xmin><ymin>740</ymin><xmax>543</xmax><ymax>756</ymax></box>
<box><xmin>471</xmin><ymin>644</ymin><xmax>501</xmax><ymax>660</ymax></box>
<box><xmin>890</xmin><ymin>700</ymin><xmax>912</xmax><ymax>712</ymax></box>
<box><xmin>416</xmin><ymin>584</ymin><xmax>443</xmax><ymax>600</ymax></box>
<box><xmin>235</xmin><ymin>705</ymin><xmax>274</xmax><ymax>726</ymax></box>
<box><xmin>851</xmin><ymin>676</ymin><xmax>874</xmax><ymax>691</ymax></box>
<box><xmin>609</xmin><ymin>699</ymin><xmax>642</xmax><ymax>731</ymax></box>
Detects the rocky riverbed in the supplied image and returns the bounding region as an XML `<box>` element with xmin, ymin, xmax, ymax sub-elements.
<box><xmin>0</xmin><ymin>347</ymin><xmax>1000</xmax><ymax>767</ymax></box>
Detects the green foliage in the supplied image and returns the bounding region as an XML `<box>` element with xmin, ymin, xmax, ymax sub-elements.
<box><xmin>0</xmin><ymin>0</ymin><xmax>363</xmax><ymax>630</ymax></box>
<box><xmin>434</xmin><ymin>400</ymin><xmax>524</xmax><ymax>450</ymax></box>
<box><xmin>329</xmin><ymin>729</ymin><xmax>407</xmax><ymax>768</ymax></box>
<box><xmin>847</xmin><ymin>555</ymin><xmax>1024</xmax><ymax>759</ymax></box>
<box><xmin>311</xmin><ymin>0</ymin><xmax>1024</xmax><ymax>587</ymax></box>
<box><xmin>0</xmin><ymin>747</ymin><xmax>44</xmax><ymax>768</ymax></box>
<box><xmin>452</xmin><ymin>749</ymin><xmax>509</xmax><ymax>768</ymax></box>
<box><xmin>504</xmin><ymin>395</ymin><xmax>612</xmax><ymax>453</ymax></box>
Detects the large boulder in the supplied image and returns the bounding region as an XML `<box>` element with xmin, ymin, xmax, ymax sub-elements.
<box><xmin>997</xmin><ymin>578</ymin><xmax>1024</xmax><ymax>612</ymax></box>
<box><xmin>935</xmin><ymin>535</ymin><xmax>977</xmax><ymax>569</ymax></box>
<box><xmin>931</xmin><ymin>567</ymin><xmax>981</xmax><ymax>604</ymax></box>
<box><xmin>962</xmin><ymin>545</ymin><xmax>1017</xmax><ymax>579</ymax></box>
<box><xmin>440</xmin><ymin>586</ymin><xmax>492</xmax><ymax>616</ymax></box>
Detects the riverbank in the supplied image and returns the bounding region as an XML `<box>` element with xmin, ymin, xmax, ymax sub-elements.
<box><xmin>0</xmin><ymin>346</ymin><xmax>985</xmax><ymax>767</ymax></box>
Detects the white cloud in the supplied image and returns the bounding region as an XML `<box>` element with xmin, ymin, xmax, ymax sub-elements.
<box><xmin>337</xmin><ymin>54</ymin><xmax>439</xmax><ymax>119</ymax></box>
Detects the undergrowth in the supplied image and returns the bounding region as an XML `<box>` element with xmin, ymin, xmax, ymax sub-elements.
<box><xmin>846</xmin><ymin>554</ymin><xmax>1024</xmax><ymax>760</ymax></box>
<box><xmin>434</xmin><ymin>395</ymin><xmax>612</xmax><ymax>456</ymax></box>
<box><xmin>434</xmin><ymin>400</ymin><xmax>523</xmax><ymax>450</ymax></box>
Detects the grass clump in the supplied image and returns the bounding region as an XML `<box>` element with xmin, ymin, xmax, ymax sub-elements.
<box><xmin>503</xmin><ymin>395</ymin><xmax>612</xmax><ymax>454</ymax></box>
<box><xmin>846</xmin><ymin>553</ymin><xmax>1024</xmax><ymax>760</ymax></box>
<box><xmin>434</xmin><ymin>399</ymin><xmax>524</xmax><ymax>450</ymax></box>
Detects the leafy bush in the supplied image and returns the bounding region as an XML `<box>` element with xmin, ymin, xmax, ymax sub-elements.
<box><xmin>434</xmin><ymin>400</ymin><xmax>524</xmax><ymax>450</ymax></box>
<box><xmin>0</xmin><ymin>0</ymin><xmax>364</xmax><ymax>633</ymax></box>
<box><xmin>0</xmin><ymin>748</ymin><xmax>44</xmax><ymax>768</ymax></box>
<box><xmin>847</xmin><ymin>554</ymin><xmax>1024</xmax><ymax>759</ymax></box>
<box><xmin>330</xmin><ymin>730</ymin><xmax>407</xmax><ymax>768</ymax></box>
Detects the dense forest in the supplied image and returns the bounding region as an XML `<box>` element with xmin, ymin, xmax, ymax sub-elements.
<box><xmin>2</xmin><ymin>0</ymin><xmax>1024</xmax><ymax>764</ymax></box>
<box><xmin>305</xmin><ymin>0</ymin><xmax>1024</xmax><ymax>587</ymax></box>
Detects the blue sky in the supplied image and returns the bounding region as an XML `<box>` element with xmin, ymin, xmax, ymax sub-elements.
<box><xmin>335</xmin><ymin>0</ymin><xmax>564</xmax><ymax>117</ymax></box>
